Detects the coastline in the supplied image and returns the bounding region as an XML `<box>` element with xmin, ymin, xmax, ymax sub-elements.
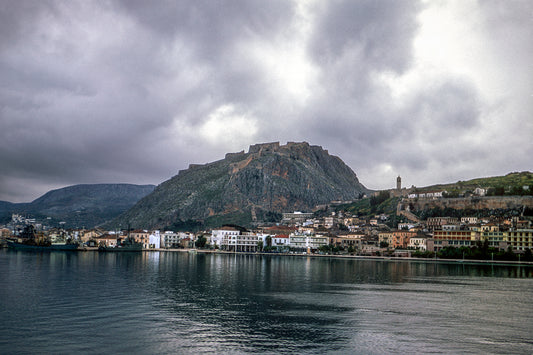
<box><xmin>4</xmin><ymin>245</ymin><xmax>531</xmax><ymax>266</ymax></box>
<box><xmin>147</xmin><ymin>248</ymin><xmax>533</xmax><ymax>267</ymax></box>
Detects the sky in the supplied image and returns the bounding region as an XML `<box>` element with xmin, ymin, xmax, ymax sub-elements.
<box><xmin>1</xmin><ymin>0</ymin><xmax>532</xmax><ymax>203</ymax></box>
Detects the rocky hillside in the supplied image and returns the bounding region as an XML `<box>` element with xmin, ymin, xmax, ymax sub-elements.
<box><xmin>1</xmin><ymin>184</ymin><xmax>155</xmax><ymax>227</ymax></box>
<box><xmin>114</xmin><ymin>142</ymin><xmax>369</xmax><ymax>228</ymax></box>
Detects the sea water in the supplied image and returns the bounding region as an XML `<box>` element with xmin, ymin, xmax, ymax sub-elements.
<box><xmin>0</xmin><ymin>250</ymin><xmax>532</xmax><ymax>354</ymax></box>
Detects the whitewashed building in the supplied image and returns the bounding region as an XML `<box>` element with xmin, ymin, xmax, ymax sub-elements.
<box><xmin>408</xmin><ymin>236</ymin><xmax>427</xmax><ymax>250</ymax></box>
<box><xmin>210</xmin><ymin>227</ymin><xmax>240</xmax><ymax>248</ymax></box>
<box><xmin>161</xmin><ymin>231</ymin><xmax>194</xmax><ymax>248</ymax></box>
<box><xmin>474</xmin><ymin>187</ymin><xmax>486</xmax><ymax>196</ymax></box>
<box><xmin>461</xmin><ymin>217</ymin><xmax>479</xmax><ymax>225</ymax></box>
<box><xmin>149</xmin><ymin>230</ymin><xmax>161</xmax><ymax>249</ymax></box>
<box><xmin>289</xmin><ymin>233</ymin><xmax>328</xmax><ymax>252</ymax></box>
<box><xmin>161</xmin><ymin>231</ymin><xmax>179</xmax><ymax>248</ymax></box>
<box><xmin>324</xmin><ymin>216</ymin><xmax>335</xmax><ymax>228</ymax></box>
<box><xmin>220</xmin><ymin>232</ymin><xmax>262</xmax><ymax>252</ymax></box>
<box><xmin>272</xmin><ymin>234</ymin><xmax>290</xmax><ymax>247</ymax></box>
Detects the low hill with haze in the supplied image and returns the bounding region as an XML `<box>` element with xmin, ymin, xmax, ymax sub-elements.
<box><xmin>0</xmin><ymin>184</ymin><xmax>155</xmax><ymax>228</ymax></box>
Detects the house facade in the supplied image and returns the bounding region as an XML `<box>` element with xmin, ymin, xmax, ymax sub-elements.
<box><xmin>408</xmin><ymin>236</ymin><xmax>427</xmax><ymax>250</ymax></box>
<box><xmin>220</xmin><ymin>232</ymin><xmax>260</xmax><ymax>252</ymax></box>
<box><xmin>211</xmin><ymin>226</ymin><xmax>240</xmax><ymax>248</ymax></box>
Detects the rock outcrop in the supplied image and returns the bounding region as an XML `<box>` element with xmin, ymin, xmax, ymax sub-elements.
<box><xmin>115</xmin><ymin>142</ymin><xmax>369</xmax><ymax>228</ymax></box>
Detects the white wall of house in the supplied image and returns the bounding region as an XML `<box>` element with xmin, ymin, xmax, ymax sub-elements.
<box><xmin>272</xmin><ymin>236</ymin><xmax>289</xmax><ymax>246</ymax></box>
<box><xmin>211</xmin><ymin>229</ymin><xmax>240</xmax><ymax>247</ymax></box>
<box><xmin>408</xmin><ymin>237</ymin><xmax>427</xmax><ymax>250</ymax></box>
<box><xmin>149</xmin><ymin>230</ymin><xmax>161</xmax><ymax>249</ymax></box>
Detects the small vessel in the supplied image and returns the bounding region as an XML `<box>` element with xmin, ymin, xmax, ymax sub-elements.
<box><xmin>7</xmin><ymin>225</ymin><xmax>79</xmax><ymax>251</ymax></box>
<box><xmin>98</xmin><ymin>236</ymin><xmax>143</xmax><ymax>252</ymax></box>
<box><xmin>7</xmin><ymin>240</ymin><xmax>79</xmax><ymax>251</ymax></box>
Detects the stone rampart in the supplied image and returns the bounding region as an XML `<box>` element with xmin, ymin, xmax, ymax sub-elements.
<box><xmin>225</xmin><ymin>150</ymin><xmax>245</xmax><ymax>159</ymax></box>
<box><xmin>409</xmin><ymin>196</ymin><xmax>533</xmax><ymax>211</ymax></box>
<box><xmin>248</xmin><ymin>142</ymin><xmax>280</xmax><ymax>154</ymax></box>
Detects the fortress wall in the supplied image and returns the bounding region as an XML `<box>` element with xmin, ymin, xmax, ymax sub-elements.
<box><xmin>409</xmin><ymin>196</ymin><xmax>533</xmax><ymax>211</ymax></box>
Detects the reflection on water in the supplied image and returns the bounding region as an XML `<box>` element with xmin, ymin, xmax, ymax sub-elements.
<box><xmin>0</xmin><ymin>250</ymin><xmax>532</xmax><ymax>354</ymax></box>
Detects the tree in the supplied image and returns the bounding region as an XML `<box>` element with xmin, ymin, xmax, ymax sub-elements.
<box><xmin>370</xmin><ymin>191</ymin><xmax>390</xmax><ymax>207</ymax></box>
<box><xmin>337</xmin><ymin>223</ymin><xmax>349</xmax><ymax>231</ymax></box>
<box><xmin>524</xmin><ymin>248</ymin><xmax>533</xmax><ymax>262</ymax></box>
<box><xmin>502</xmin><ymin>246</ymin><xmax>517</xmax><ymax>261</ymax></box>
<box><xmin>265</xmin><ymin>235</ymin><xmax>272</xmax><ymax>247</ymax></box>
<box><xmin>488</xmin><ymin>186</ymin><xmax>505</xmax><ymax>196</ymax></box>
<box><xmin>195</xmin><ymin>235</ymin><xmax>207</xmax><ymax>248</ymax></box>
<box><xmin>510</xmin><ymin>185</ymin><xmax>525</xmax><ymax>196</ymax></box>
<box><xmin>319</xmin><ymin>245</ymin><xmax>331</xmax><ymax>254</ymax></box>
<box><xmin>443</xmin><ymin>190</ymin><xmax>459</xmax><ymax>198</ymax></box>
<box><xmin>264</xmin><ymin>211</ymin><xmax>282</xmax><ymax>223</ymax></box>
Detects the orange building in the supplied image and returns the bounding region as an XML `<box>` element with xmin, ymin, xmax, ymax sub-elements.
<box><xmin>391</xmin><ymin>230</ymin><xmax>417</xmax><ymax>249</ymax></box>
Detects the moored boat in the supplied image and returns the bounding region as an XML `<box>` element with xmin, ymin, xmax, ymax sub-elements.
<box><xmin>6</xmin><ymin>225</ymin><xmax>80</xmax><ymax>251</ymax></box>
<box><xmin>98</xmin><ymin>236</ymin><xmax>143</xmax><ymax>252</ymax></box>
<box><xmin>7</xmin><ymin>240</ymin><xmax>79</xmax><ymax>251</ymax></box>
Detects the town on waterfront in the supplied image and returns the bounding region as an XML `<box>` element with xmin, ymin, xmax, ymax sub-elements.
<box><xmin>2</xmin><ymin>176</ymin><xmax>533</xmax><ymax>263</ymax></box>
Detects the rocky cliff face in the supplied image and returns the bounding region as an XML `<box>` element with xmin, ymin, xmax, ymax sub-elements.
<box><xmin>116</xmin><ymin>142</ymin><xmax>369</xmax><ymax>228</ymax></box>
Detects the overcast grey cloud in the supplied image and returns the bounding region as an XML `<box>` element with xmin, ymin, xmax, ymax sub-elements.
<box><xmin>0</xmin><ymin>0</ymin><xmax>531</xmax><ymax>202</ymax></box>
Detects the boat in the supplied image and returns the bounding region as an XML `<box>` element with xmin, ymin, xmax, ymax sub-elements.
<box><xmin>98</xmin><ymin>236</ymin><xmax>143</xmax><ymax>252</ymax></box>
<box><xmin>6</xmin><ymin>225</ymin><xmax>80</xmax><ymax>251</ymax></box>
<box><xmin>7</xmin><ymin>239</ymin><xmax>79</xmax><ymax>251</ymax></box>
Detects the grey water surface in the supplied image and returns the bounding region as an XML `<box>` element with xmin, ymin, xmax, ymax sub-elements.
<box><xmin>0</xmin><ymin>250</ymin><xmax>532</xmax><ymax>354</ymax></box>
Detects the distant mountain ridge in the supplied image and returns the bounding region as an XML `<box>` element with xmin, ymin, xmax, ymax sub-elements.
<box><xmin>112</xmin><ymin>142</ymin><xmax>370</xmax><ymax>229</ymax></box>
<box><xmin>0</xmin><ymin>184</ymin><xmax>155</xmax><ymax>227</ymax></box>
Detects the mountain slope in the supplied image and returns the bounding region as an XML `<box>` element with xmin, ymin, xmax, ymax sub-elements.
<box><xmin>1</xmin><ymin>184</ymin><xmax>155</xmax><ymax>227</ymax></box>
<box><xmin>30</xmin><ymin>184</ymin><xmax>156</xmax><ymax>213</ymax></box>
<box><xmin>115</xmin><ymin>142</ymin><xmax>369</xmax><ymax>228</ymax></box>
<box><xmin>0</xmin><ymin>201</ymin><xmax>21</xmax><ymax>224</ymax></box>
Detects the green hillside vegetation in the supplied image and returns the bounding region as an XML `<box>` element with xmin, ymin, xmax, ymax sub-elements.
<box><xmin>337</xmin><ymin>172</ymin><xmax>533</xmax><ymax>223</ymax></box>
<box><xmin>204</xmin><ymin>211</ymin><xmax>253</xmax><ymax>229</ymax></box>
<box><xmin>419</xmin><ymin>171</ymin><xmax>533</xmax><ymax>196</ymax></box>
<box><xmin>339</xmin><ymin>192</ymin><xmax>399</xmax><ymax>216</ymax></box>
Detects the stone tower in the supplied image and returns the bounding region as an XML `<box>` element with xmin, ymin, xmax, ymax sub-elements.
<box><xmin>397</xmin><ymin>175</ymin><xmax>401</xmax><ymax>190</ymax></box>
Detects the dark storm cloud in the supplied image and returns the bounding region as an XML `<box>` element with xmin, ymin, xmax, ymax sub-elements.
<box><xmin>0</xmin><ymin>1</ymin><xmax>56</xmax><ymax>49</ymax></box>
<box><xmin>299</xmin><ymin>73</ymin><xmax>484</xmax><ymax>188</ymax></box>
<box><xmin>116</xmin><ymin>0</ymin><xmax>294</xmax><ymax>42</ymax></box>
<box><xmin>298</xmin><ymin>0</ymin><xmax>421</xmax><ymax>132</ymax></box>
<box><xmin>114</xmin><ymin>0</ymin><xmax>296</xmax><ymax>102</ymax></box>
<box><xmin>0</xmin><ymin>0</ymin><xmax>299</xmax><ymax>201</ymax></box>
<box><xmin>309</xmin><ymin>0</ymin><xmax>419</xmax><ymax>73</ymax></box>
<box><xmin>0</xmin><ymin>0</ymin><xmax>530</xmax><ymax>202</ymax></box>
<box><xmin>294</xmin><ymin>0</ymin><xmax>423</xmax><ymax>167</ymax></box>
<box><xmin>415</xmin><ymin>80</ymin><xmax>480</xmax><ymax>131</ymax></box>
<box><xmin>0</xmin><ymin>2</ymin><xmax>167</xmax><ymax>200</ymax></box>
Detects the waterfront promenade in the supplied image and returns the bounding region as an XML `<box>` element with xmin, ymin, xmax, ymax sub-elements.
<box><xmin>146</xmin><ymin>247</ymin><xmax>533</xmax><ymax>266</ymax></box>
<box><xmin>5</xmin><ymin>243</ymin><xmax>531</xmax><ymax>266</ymax></box>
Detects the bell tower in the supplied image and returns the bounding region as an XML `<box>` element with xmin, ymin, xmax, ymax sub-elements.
<box><xmin>397</xmin><ymin>175</ymin><xmax>401</xmax><ymax>190</ymax></box>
